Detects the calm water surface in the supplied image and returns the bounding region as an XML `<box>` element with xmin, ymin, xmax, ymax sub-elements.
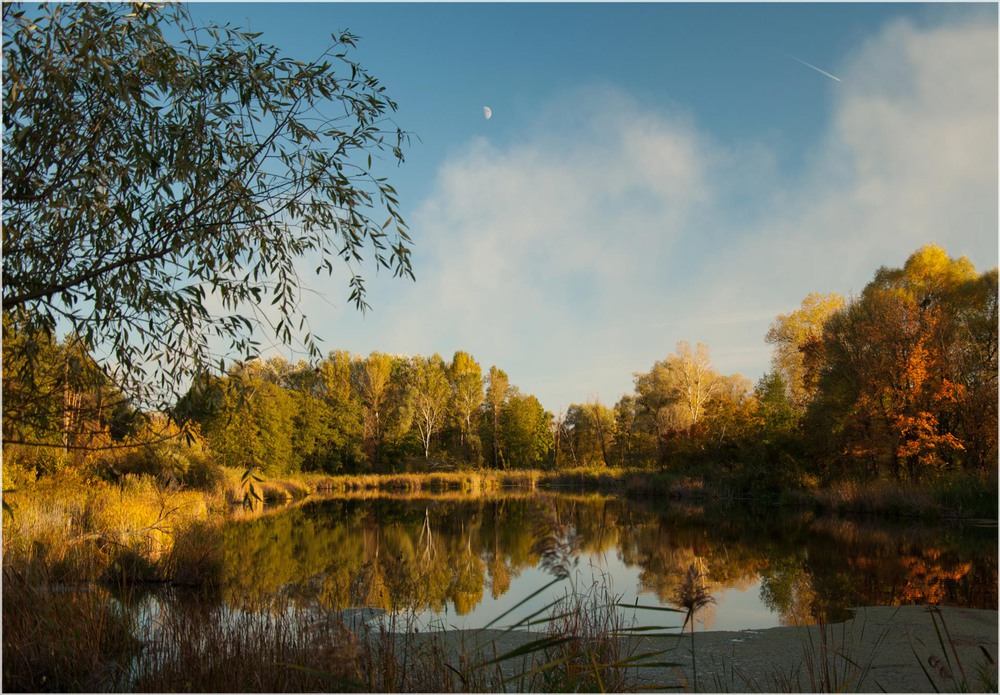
<box><xmin>173</xmin><ymin>492</ymin><xmax>996</xmax><ymax>633</ymax></box>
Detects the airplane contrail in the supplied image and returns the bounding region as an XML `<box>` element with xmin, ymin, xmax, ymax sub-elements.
<box><xmin>790</xmin><ymin>55</ymin><xmax>842</xmax><ymax>82</ymax></box>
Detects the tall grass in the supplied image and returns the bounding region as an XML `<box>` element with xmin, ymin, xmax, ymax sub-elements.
<box><xmin>310</xmin><ymin>469</ymin><xmax>544</xmax><ymax>495</ymax></box>
<box><xmin>674</xmin><ymin>561</ymin><xmax>716</xmax><ymax>693</ymax></box>
<box><xmin>494</xmin><ymin>577</ymin><xmax>683</xmax><ymax>692</ymax></box>
<box><xmin>122</xmin><ymin>570</ymin><xmax>683</xmax><ymax>693</ymax></box>
<box><xmin>2</xmin><ymin>473</ymin><xmax>213</xmax><ymax>583</ymax></box>
<box><xmin>809</xmin><ymin>472</ymin><xmax>998</xmax><ymax>519</ymax></box>
<box><xmin>2</xmin><ymin>569</ymin><xmax>142</xmax><ymax>691</ymax></box>
<box><xmin>910</xmin><ymin>605</ymin><xmax>999</xmax><ymax>693</ymax></box>
<box><xmin>129</xmin><ymin>595</ymin><xmax>360</xmax><ymax>692</ymax></box>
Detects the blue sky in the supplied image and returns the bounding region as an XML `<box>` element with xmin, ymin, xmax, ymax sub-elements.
<box><xmin>191</xmin><ymin>2</ymin><xmax>998</xmax><ymax>414</ymax></box>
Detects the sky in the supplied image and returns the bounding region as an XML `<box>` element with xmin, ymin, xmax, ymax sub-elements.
<box><xmin>190</xmin><ymin>2</ymin><xmax>998</xmax><ymax>415</ymax></box>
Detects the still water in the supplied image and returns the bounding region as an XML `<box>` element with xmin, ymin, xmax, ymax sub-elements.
<box><xmin>190</xmin><ymin>492</ymin><xmax>996</xmax><ymax>633</ymax></box>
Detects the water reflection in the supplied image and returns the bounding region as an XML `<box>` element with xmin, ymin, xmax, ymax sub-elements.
<box><xmin>199</xmin><ymin>494</ymin><xmax>995</xmax><ymax>631</ymax></box>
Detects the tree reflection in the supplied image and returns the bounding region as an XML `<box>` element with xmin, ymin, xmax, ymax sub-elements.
<box><xmin>201</xmin><ymin>495</ymin><xmax>995</xmax><ymax>626</ymax></box>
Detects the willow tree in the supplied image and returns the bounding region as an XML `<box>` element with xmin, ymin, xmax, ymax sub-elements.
<box><xmin>2</xmin><ymin>3</ymin><xmax>412</xmax><ymax>442</ymax></box>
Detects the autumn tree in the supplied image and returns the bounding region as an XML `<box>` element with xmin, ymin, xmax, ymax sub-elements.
<box><xmin>409</xmin><ymin>355</ymin><xmax>450</xmax><ymax>459</ymax></box>
<box><xmin>2</xmin><ymin>2</ymin><xmax>412</xmax><ymax>432</ymax></box>
<box><xmin>701</xmin><ymin>373</ymin><xmax>757</xmax><ymax>450</ymax></box>
<box><xmin>353</xmin><ymin>353</ymin><xmax>394</xmax><ymax>468</ymax></box>
<box><xmin>949</xmin><ymin>268</ymin><xmax>998</xmax><ymax>471</ymax></box>
<box><xmin>633</xmin><ymin>341</ymin><xmax>722</xmax><ymax>463</ymax></box>
<box><xmin>765</xmin><ymin>293</ymin><xmax>845</xmax><ymax>417</ymax></box>
<box><xmin>672</xmin><ymin>341</ymin><xmax>721</xmax><ymax>428</ymax></box>
<box><xmin>807</xmin><ymin>245</ymin><xmax>996</xmax><ymax>480</ymax></box>
<box><xmin>633</xmin><ymin>364</ymin><xmax>678</xmax><ymax>463</ymax></box>
<box><xmin>448</xmin><ymin>351</ymin><xmax>485</xmax><ymax>464</ymax></box>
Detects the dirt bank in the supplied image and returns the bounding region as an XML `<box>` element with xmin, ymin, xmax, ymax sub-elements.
<box><xmin>396</xmin><ymin>605</ymin><xmax>997</xmax><ymax>692</ymax></box>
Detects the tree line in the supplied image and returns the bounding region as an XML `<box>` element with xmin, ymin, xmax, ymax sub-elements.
<box><xmin>558</xmin><ymin>245</ymin><xmax>996</xmax><ymax>489</ymax></box>
<box><xmin>3</xmin><ymin>244</ymin><xmax>996</xmax><ymax>490</ymax></box>
<box><xmin>172</xmin><ymin>351</ymin><xmax>551</xmax><ymax>475</ymax></box>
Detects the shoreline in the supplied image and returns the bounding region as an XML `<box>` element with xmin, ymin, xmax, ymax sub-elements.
<box><xmin>387</xmin><ymin>605</ymin><xmax>998</xmax><ymax>692</ymax></box>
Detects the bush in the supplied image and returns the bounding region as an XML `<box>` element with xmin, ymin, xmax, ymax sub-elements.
<box><xmin>180</xmin><ymin>452</ymin><xmax>225</xmax><ymax>491</ymax></box>
<box><xmin>2</xmin><ymin>443</ymin><xmax>71</xmax><ymax>482</ymax></box>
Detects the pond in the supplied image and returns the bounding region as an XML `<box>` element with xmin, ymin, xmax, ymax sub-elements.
<box><xmin>146</xmin><ymin>492</ymin><xmax>998</xmax><ymax>634</ymax></box>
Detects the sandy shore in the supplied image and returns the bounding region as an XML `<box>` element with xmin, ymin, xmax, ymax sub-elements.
<box><xmin>383</xmin><ymin>605</ymin><xmax>998</xmax><ymax>692</ymax></box>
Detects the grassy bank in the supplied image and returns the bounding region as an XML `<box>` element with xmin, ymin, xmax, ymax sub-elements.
<box><xmin>301</xmin><ymin>466</ymin><xmax>998</xmax><ymax>520</ymax></box>
<box><xmin>5</xmin><ymin>465</ymin><xmax>993</xmax><ymax>587</ymax></box>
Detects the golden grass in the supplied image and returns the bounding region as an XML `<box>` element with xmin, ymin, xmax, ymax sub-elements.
<box><xmin>307</xmin><ymin>466</ymin><xmax>668</xmax><ymax>497</ymax></box>
<box><xmin>810</xmin><ymin>479</ymin><xmax>938</xmax><ymax>516</ymax></box>
<box><xmin>3</xmin><ymin>472</ymin><xmax>213</xmax><ymax>582</ymax></box>
<box><xmin>307</xmin><ymin>469</ymin><xmax>542</xmax><ymax>495</ymax></box>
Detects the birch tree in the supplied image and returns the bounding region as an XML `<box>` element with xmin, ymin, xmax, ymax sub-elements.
<box><xmin>410</xmin><ymin>355</ymin><xmax>450</xmax><ymax>459</ymax></box>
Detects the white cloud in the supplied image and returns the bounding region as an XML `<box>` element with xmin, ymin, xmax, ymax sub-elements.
<box><xmin>698</xmin><ymin>13</ymin><xmax>997</xmax><ymax>378</ymax></box>
<box><xmin>386</xmin><ymin>88</ymin><xmax>724</xmax><ymax>403</ymax></box>
<box><xmin>302</xmin><ymin>14</ymin><xmax>997</xmax><ymax>412</ymax></box>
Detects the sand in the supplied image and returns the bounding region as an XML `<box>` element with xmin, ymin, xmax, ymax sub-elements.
<box><xmin>387</xmin><ymin>605</ymin><xmax>998</xmax><ymax>692</ymax></box>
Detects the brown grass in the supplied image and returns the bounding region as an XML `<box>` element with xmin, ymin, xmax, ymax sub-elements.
<box><xmin>810</xmin><ymin>479</ymin><xmax>938</xmax><ymax>516</ymax></box>
<box><xmin>2</xmin><ymin>570</ymin><xmax>142</xmax><ymax>691</ymax></box>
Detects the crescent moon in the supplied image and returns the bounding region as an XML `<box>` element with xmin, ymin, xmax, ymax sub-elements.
<box><xmin>483</xmin><ymin>106</ymin><xmax>492</xmax><ymax>120</ymax></box>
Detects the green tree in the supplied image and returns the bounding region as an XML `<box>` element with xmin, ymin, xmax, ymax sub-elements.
<box><xmin>562</xmin><ymin>401</ymin><xmax>615</xmax><ymax>467</ymax></box>
<box><xmin>2</xmin><ymin>2</ymin><xmax>412</xmax><ymax>418</ymax></box>
<box><xmin>2</xmin><ymin>313</ymin><xmax>142</xmax><ymax>466</ymax></box>
<box><xmin>483</xmin><ymin>366</ymin><xmax>510</xmax><ymax>469</ymax></box>
<box><xmin>499</xmin><ymin>391</ymin><xmax>553</xmax><ymax>469</ymax></box>
<box><xmin>611</xmin><ymin>395</ymin><xmax>642</xmax><ymax>467</ymax></box>
<box><xmin>317</xmin><ymin>350</ymin><xmax>366</xmax><ymax>472</ymax></box>
<box><xmin>277</xmin><ymin>360</ymin><xmax>347</xmax><ymax>474</ymax></box>
<box><xmin>755</xmin><ymin>372</ymin><xmax>795</xmax><ymax>435</ymax></box>
<box><xmin>203</xmin><ymin>361</ymin><xmax>296</xmax><ymax>476</ymax></box>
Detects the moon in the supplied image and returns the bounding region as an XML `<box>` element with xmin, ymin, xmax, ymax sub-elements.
<box><xmin>483</xmin><ymin>106</ymin><xmax>492</xmax><ymax>120</ymax></box>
